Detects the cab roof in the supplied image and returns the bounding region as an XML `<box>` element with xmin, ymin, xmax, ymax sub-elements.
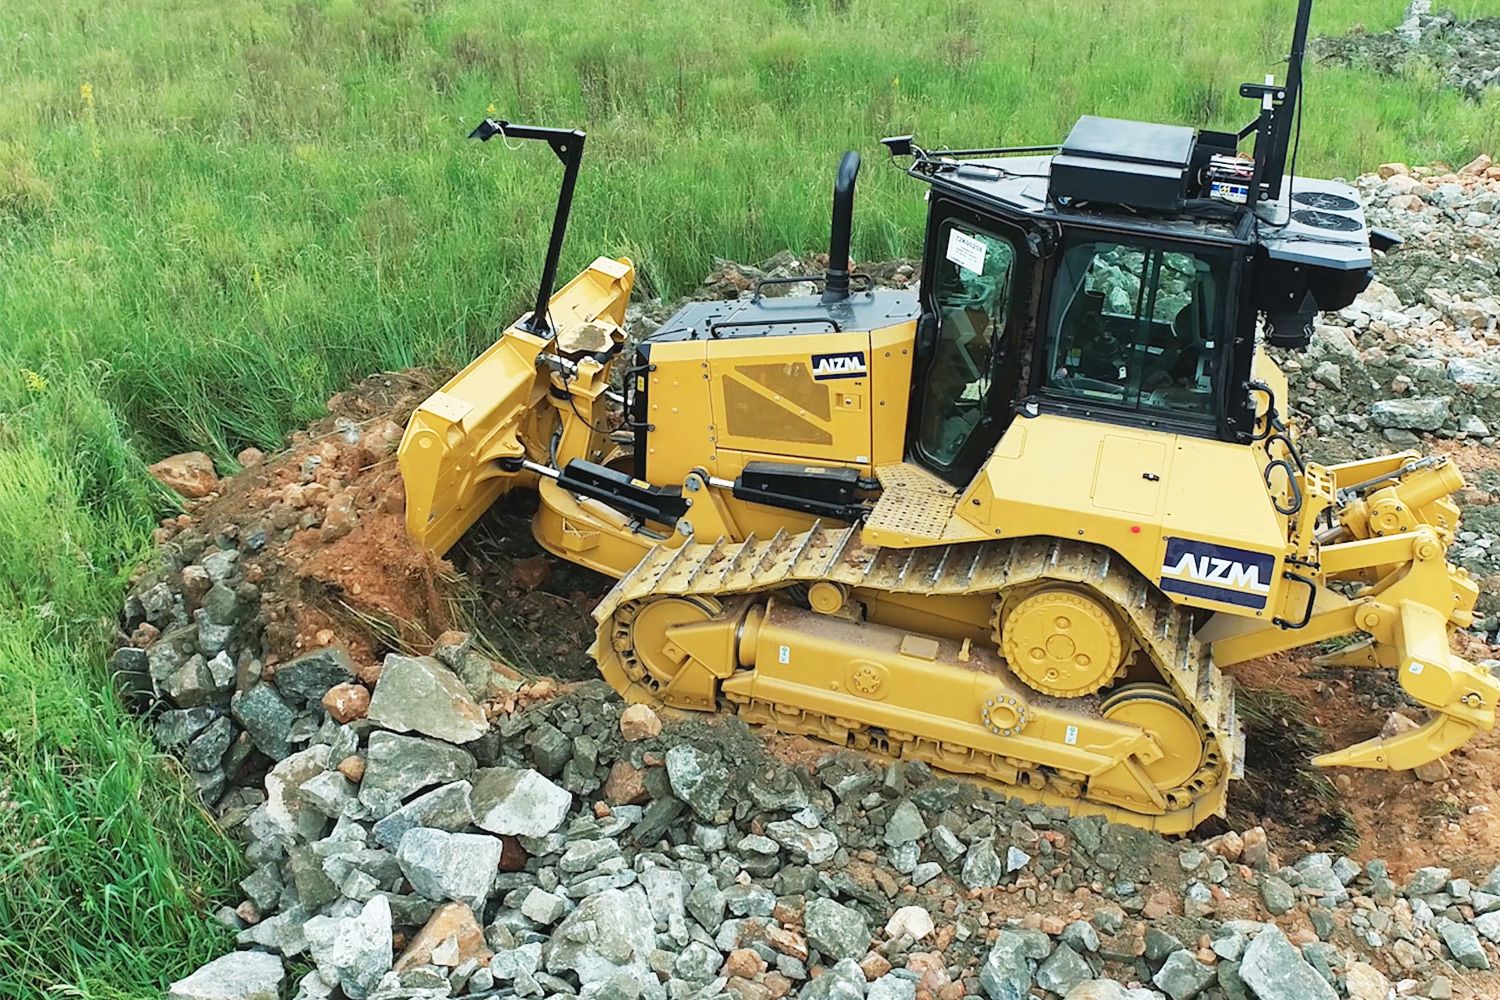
<box><xmin>926</xmin><ymin>149</ymin><xmax>1372</xmax><ymax>273</ymax></box>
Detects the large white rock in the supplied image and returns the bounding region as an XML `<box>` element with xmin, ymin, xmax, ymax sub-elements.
<box><xmin>397</xmin><ymin>827</ymin><xmax>502</xmax><ymax>909</ymax></box>
<box><xmin>470</xmin><ymin>767</ymin><xmax>572</xmax><ymax>837</ymax></box>
<box><xmin>884</xmin><ymin>905</ymin><xmax>935</xmax><ymax>940</ymax></box>
<box><xmin>167</xmin><ymin>951</ymin><xmax>284</xmax><ymax>1000</ymax></box>
<box><xmin>303</xmin><ymin>895</ymin><xmax>393</xmax><ymax>1000</ymax></box>
<box><xmin>544</xmin><ymin>887</ymin><xmax>658</xmax><ymax>986</ymax></box>
<box><xmin>366</xmin><ymin>654</ymin><xmax>488</xmax><ymax>744</ymax></box>
<box><xmin>1239</xmin><ymin>925</ymin><xmax>1337</xmax><ymax>1000</ymax></box>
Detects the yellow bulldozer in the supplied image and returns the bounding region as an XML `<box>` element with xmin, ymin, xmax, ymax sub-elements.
<box><xmin>398</xmin><ymin>0</ymin><xmax>1496</xmax><ymax>833</ymax></box>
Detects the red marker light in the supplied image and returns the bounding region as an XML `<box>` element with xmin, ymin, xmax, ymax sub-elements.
<box><xmin>1130</xmin><ymin>525</ymin><xmax>1141</xmax><ymax>534</ymax></box>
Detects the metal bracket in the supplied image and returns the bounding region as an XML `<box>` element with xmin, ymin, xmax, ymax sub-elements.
<box><xmin>469</xmin><ymin>117</ymin><xmax>586</xmax><ymax>336</ymax></box>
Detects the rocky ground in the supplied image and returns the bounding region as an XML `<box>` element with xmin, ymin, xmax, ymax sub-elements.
<box><xmin>1283</xmin><ymin>154</ymin><xmax>1500</xmax><ymax>617</ymax></box>
<box><xmin>130</xmin><ymin>157</ymin><xmax>1500</xmax><ymax>1000</ymax></box>
<box><xmin>1313</xmin><ymin>1</ymin><xmax>1500</xmax><ymax>100</ymax></box>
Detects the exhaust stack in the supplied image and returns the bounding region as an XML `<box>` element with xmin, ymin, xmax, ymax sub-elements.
<box><xmin>821</xmin><ymin>151</ymin><xmax>862</xmax><ymax>304</ymax></box>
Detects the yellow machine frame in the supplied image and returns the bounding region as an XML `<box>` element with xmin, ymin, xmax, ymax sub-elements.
<box><xmin>400</xmin><ymin>256</ymin><xmax>1495</xmax><ymax>834</ymax></box>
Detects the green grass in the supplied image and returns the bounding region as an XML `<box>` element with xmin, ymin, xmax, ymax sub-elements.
<box><xmin>0</xmin><ymin>375</ymin><xmax>240</xmax><ymax>999</ymax></box>
<box><xmin>0</xmin><ymin>0</ymin><xmax>1495</xmax><ymax>995</ymax></box>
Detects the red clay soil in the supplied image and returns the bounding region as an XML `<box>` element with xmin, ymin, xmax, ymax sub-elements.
<box><xmin>1230</xmin><ymin>638</ymin><xmax>1500</xmax><ymax>879</ymax></box>
<box><xmin>154</xmin><ymin>371</ymin><xmax>456</xmax><ymax>681</ymax></box>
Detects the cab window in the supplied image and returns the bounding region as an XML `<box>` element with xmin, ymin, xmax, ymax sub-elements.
<box><xmin>1042</xmin><ymin>239</ymin><xmax>1226</xmax><ymax>419</ymax></box>
<box><xmin>916</xmin><ymin>224</ymin><xmax>1017</xmax><ymax>466</ymax></box>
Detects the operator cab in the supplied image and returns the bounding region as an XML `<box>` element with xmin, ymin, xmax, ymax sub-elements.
<box><xmin>891</xmin><ymin>0</ymin><xmax>1389</xmax><ymax>486</ymax></box>
<box><xmin>905</xmin><ymin>145</ymin><xmax>1261</xmax><ymax>484</ymax></box>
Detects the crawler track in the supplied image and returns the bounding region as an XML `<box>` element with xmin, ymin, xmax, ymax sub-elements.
<box><xmin>591</xmin><ymin>523</ymin><xmax>1241</xmax><ymax>832</ymax></box>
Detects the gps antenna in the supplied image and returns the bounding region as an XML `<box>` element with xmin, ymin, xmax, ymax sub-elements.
<box><xmin>470</xmin><ymin>118</ymin><xmax>586</xmax><ymax>336</ymax></box>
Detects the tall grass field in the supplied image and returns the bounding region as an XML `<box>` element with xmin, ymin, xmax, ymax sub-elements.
<box><xmin>0</xmin><ymin>0</ymin><xmax>1496</xmax><ymax>995</ymax></box>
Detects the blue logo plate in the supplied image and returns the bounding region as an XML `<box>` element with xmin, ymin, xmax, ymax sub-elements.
<box><xmin>1159</xmin><ymin>537</ymin><xmax>1275</xmax><ymax>610</ymax></box>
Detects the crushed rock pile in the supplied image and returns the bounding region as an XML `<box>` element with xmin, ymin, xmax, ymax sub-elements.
<box><xmin>1313</xmin><ymin>1</ymin><xmax>1500</xmax><ymax>100</ymax></box>
<box><xmin>132</xmin><ymin>445</ymin><xmax>1500</xmax><ymax>1000</ymax></box>
<box><xmin>157</xmin><ymin>630</ymin><xmax>1500</xmax><ymax>1000</ymax></box>
<box><xmin>1276</xmin><ymin>155</ymin><xmax>1500</xmax><ymax>616</ymax></box>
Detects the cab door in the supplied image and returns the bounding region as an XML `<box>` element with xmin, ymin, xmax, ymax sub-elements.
<box><xmin>908</xmin><ymin>200</ymin><xmax>1033</xmax><ymax>486</ymax></box>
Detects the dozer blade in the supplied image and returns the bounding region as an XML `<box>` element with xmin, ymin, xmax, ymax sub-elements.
<box><xmin>1313</xmin><ymin>599</ymin><xmax>1499</xmax><ymax>771</ymax></box>
<box><xmin>399</xmin><ymin>257</ymin><xmax>634</xmax><ymax>555</ymax></box>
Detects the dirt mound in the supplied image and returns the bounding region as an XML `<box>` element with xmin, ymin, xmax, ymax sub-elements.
<box><xmin>144</xmin><ymin>371</ymin><xmax>454</xmax><ymax>679</ymax></box>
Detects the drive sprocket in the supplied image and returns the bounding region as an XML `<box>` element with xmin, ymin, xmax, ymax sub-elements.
<box><xmin>996</xmin><ymin>587</ymin><xmax>1126</xmax><ymax>697</ymax></box>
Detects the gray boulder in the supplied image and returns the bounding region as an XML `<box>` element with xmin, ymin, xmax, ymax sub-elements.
<box><xmin>236</xmin><ymin>905</ymin><xmax>310</xmax><ymax>957</ymax></box>
<box><xmin>804</xmin><ymin>897</ymin><xmax>869</xmax><ymax>962</ymax></box>
<box><xmin>470</xmin><ymin>767</ymin><xmax>572</xmax><ymax>837</ymax></box>
<box><xmin>765</xmin><ymin>819</ymin><xmax>839</xmax><ymax>864</ymax></box>
<box><xmin>275</xmin><ymin>646</ymin><xmax>356</xmax><ymax>704</ymax></box>
<box><xmin>883</xmin><ymin>801</ymin><xmax>927</xmax><ymax>846</ymax></box>
<box><xmin>358</xmin><ymin>731</ymin><xmax>475</xmax><ymax>817</ymax></box>
<box><xmin>1036</xmin><ymin>944</ymin><xmax>1092</xmax><ymax>996</ymax></box>
<box><xmin>521</xmin><ymin>887</ymin><xmax>568</xmax><ymax>925</ymax></box>
<box><xmin>639</xmin><ymin>866</ymin><xmax>689</xmax><ymax>938</ymax></box>
<box><xmin>185</xmin><ymin>717</ymin><xmax>233</xmax><ymax>772</ymax></box>
<box><xmin>869</xmin><ymin>973</ymin><xmax>916</xmax><ymax>1000</ymax></box>
<box><xmin>1259</xmin><ymin>874</ymin><xmax>1296</xmax><ymax>915</ymax></box>
<box><xmin>544</xmin><ymin>886</ymin><xmax>658</xmax><ymax>986</ymax></box>
<box><xmin>155</xmin><ymin>706</ymin><xmax>218</xmax><ymax>748</ymax></box>
<box><xmin>1238</xmin><ymin>926</ymin><xmax>1336</xmax><ymax>1000</ymax></box>
<box><xmin>490</xmin><ymin>940</ymin><xmax>543</xmax><ymax>989</ymax></box>
<box><xmin>370</xmin><ymin>780</ymin><xmax>475</xmax><ymax>850</ymax></box>
<box><xmin>303</xmin><ymin>894</ymin><xmax>393</xmax><ymax>1000</ymax></box>
<box><xmin>1369</xmin><ymin>396</ymin><xmax>1452</xmax><ymax>432</ymax></box>
<box><xmin>167</xmin><ymin>951</ymin><xmax>284</xmax><ymax>1000</ymax></box>
<box><xmin>558</xmin><ymin>838</ymin><xmax>621</xmax><ymax>874</ymax></box>
<box><xmin>802</xmin><ymin>958</ymin><xmax>867</xmax><ymax>1000</ymax></box>
<box><xmin>200</xmin><ymin>583</ymin><xmax>240</xmax><ymax>625</ymax></box>
<box><xmin>159</xmin><ymin>653</ymin><xmax>228</xmax><ymax>709</ymax></box>
<box><xmin>1448</xmin><ymin>357</ymin><xmax>1500</xmax><ymax>386</ymax></box>
<box><xmin>1293</xmin><ymin>853</ymin><xmax>1348</xmax><ymax>906</ymax></box>
<box><xmin>298</xmin><ymin>770</ymin><xmax>358</xmax><ymax>819</ymax></box>
<box><xmin>672</xmin><ymin>941</ymin><xmax>722</xmax><ymax>982</ymax></box>
<box><xmin>1152</xmin><ymin>950</ymin><xmax>1216</xmax><ymax>1000</ymax></box>
<box><xmin>686</xmin><ymin>875</ymin><xmax>727</xmax><ymax>931</ymax></box>
<box><xmin>232</xmin><ymin>683</ymin><xmax>296</xmax><ymax>760</ymax></box>
<box><xmin>962</xmin><ymin>837</ymin><xmax>1004</xmax><ymax>889</ymax></box>
<box><xmin>664</xmin><ymin>744</ymin><xmax>731</xmax><ymax>819</ymax></box>
<box><xmin>1473</xmin><ymin>909</ymin><xmax>1500</xmax><ymax>943</ymax></box>
<box><xmin>978</xmin><ymin>931</ymin><xmax>1033</xmax><ymax>1000</ymax></box>
<box><xmin>1438</xmin><ymin>920</ymin><xmax>1490</xmax><ymax>970</ymax></box>
<box><xmin>1406</xmin><ymin>865</ymin><xmax>1452</xmax><ymax>896</ymax></box>
<box><xmin>366</xmin><ymin>654</ymin><xmax>488</xmax><ymax>745</ymax></box>
<box><xmin>1309</xmin><ymin>323</ymin><xmax>1361</xmax><ymax>365</ymax></box>
<box><xmin>396</xmin><ymin>828</ymin><xmax>502</xmax><ymax>909</ymax></box>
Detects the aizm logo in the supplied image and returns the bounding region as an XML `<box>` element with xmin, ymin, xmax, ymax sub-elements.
<box><xmin>1159</xmin><ymin>537</ymin><xmax>1275</xmax><ymax>610</ymax></box>
<box><xmin>811</xmin><ymin>351</ymin><xmax>867</xmax><ymax>381</ymax></box>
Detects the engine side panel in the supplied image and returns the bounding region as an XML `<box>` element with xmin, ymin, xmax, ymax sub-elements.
<box><xmin>636</xmin><ymin>299</ymin><xmax>918</xmax><ymax>535</ymax></box>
